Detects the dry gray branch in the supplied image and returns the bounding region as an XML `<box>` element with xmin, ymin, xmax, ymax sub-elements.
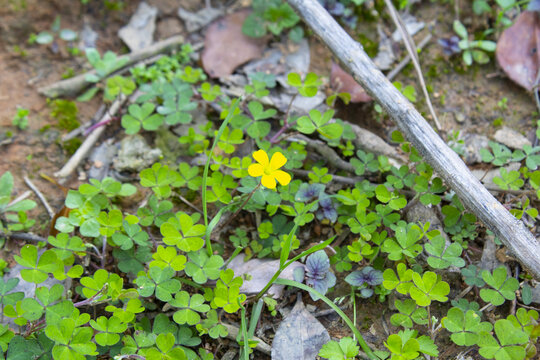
<box><xmin>38</xmin><ymin>34</ymin><xmax>184</xmax><ymax>98</ymax></box>
<box><xmin>23</xmin><ymin>176</ymin><xmax>54</xmax><ymax>219</ymax></box>
<box><xmin>287</xmin><ymin>0</ymin><xmax>540</xmax><ymax>279</ymax></box>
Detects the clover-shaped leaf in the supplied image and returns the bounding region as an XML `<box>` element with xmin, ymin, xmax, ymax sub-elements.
<box><xmin>160</xmin><ymin>212</ymin><xmax>206</xmax><ymax>252</ymax></box>
<box><xmin>441</xmin><ymin>307</ymin><xmax>492</xmax><ymax>346</ymax></box>
<box><xmin>150</xmin><ymin>246</ymin><xmax>187</xmax><ymax>271</ymax></box>
<box><xmin>480</xmin><ymin>267</ymin><xmax>519</xmax><ymax>306</ymax></box>
<box><xmin>146</xmin><ymin>333</ymin><xmax>187</xmax><ymax>360</ymax></box>
<box><xmin>383</xmin><ymin>263</ymin><xmax>413</xmax><ymax>294</ymax></box>
<box><xmin>112</xmin><ymin>220</ymin><xmax>149</xmax><ymax>250</ymax></box>
<box><xmin>0</xmin><ymin>278</ymin><xmax>24</xmax><ymax>306</ymax></box>
<box><xmin>184</xmin><ymin>251</ymin><xmax>223</xmax><ymax>284</ymax></box>
<box><xmin>113</xmin><ymin>246</ymin><xmax>152</xmax><ymax>275</ymax></box>
<box><xmin>80</xmin><ymin>269</ymin><xmax>122</xmax><ymax>301</ymax></box>
<box><xmin>507</xmin><ymin>308</ymin><xmax>539</xmax><ymax>342</ymax></box>
<box><xmin>296</xmin><ymin>109</ymin><xmax>342</xmax><ymax>139</ymax></box>
<box><xmin>89</xmin><ymin>316</ymin><xmax>127</xmax><ymax>346</ymax></box>
<box><xmin>381</xmin><ymin>223</ymin><xmax>423</xmax><ymax>261</ymax></box>
<box><xmin>135</xmin><ymin>266</ymin><xmax>181</xmax><ymax>302</ymax></box>
<box><xmin>157</xmin><ymin>84</ymin><xmax>196</xmax><ymax>125</ymax></box>
<box><xmin>461</xmin><ymin>265</ymin><xmax>486</xmax><ymax>287</ymax></box>
<box><xmin>385</xmin><ymin>331</ymin><xmax>420</xmax><ymax>360</ymax></box>
<box><xmin>318</xmin><ymin>337</ymin><xmax>359</xmax><ymax>360</ymax></box>
<box><xmin>121</xmin><ymin>103</ymin><xmax>164</xmax><ymax>134</ymax></box>
<box><xmin>478</xmin><ymin>319</ymin><xmax>529</xmax><ymax>360</ymax></box>
<box><xmin>196</xmin><ymin>309</ymin><xmax>228</xmax><ymax>339</ymax></box>
<box><xmin>390</xmin><ymin>299</ymin><xmax>428</xmax><ymax>328</ymax></box>
<box><xmin>14</xmin><ymin>245</ymin><xmax>61</xmax><ymax>284</ymax></box>
<box><xmin>425</xmin><ymin>235</ymin><xmax>465</xmax><ymax>269</ymax></box>
<box><xmin>409</xmin><ymin>271</ymin><xmax>450</xmax><ymax>306</ymax></box>
<box><xmin>287</xmin><ymin>72</ymin><xmax>321</xmax><ymax>97</ymax></box>
<box><xmin>48</xmin><ymin>233</ymin><xmax>86</xmax><ymax>262</ymax></box>
<box><xmin>170</xmin><ymin>291</ymin><xmax>210</xmax><ymax>325</ymax></box>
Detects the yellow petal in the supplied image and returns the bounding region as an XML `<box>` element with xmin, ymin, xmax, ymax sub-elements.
<box><xmin>270</xmin><ymin>151</ymin><xmax>287</xmax><ymax>170</ymax></box>
<box><xmin>261</xmin><ymin>174</ymin><xmax>277</xmax><ymax>189</ymax></box>
<box><xmin>274</xmin><ymin>170</ymin><xmax>291</xmax><ymax>186</ymax></box>
<box><xmin>248</xmin><ymin>164</ymin><xmax>264</xmax><ymax>177</ymax></box>
<box><xmin>252</xmin><ymin>150</ymin><xmax>269</xmax><ymax>167</ymax></box>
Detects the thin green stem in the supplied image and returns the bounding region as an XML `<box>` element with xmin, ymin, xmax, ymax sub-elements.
<box><xmin>240</xmin><ymin>303</ymin><xmax>250</xmax><ymax>360</ymax></box>
<box><xmin>352</xmin><ymin>288</ymin><xmax>357</xmax><ymax>342</ymax></box>
<box><xmin>202</xmin><ymin>98</ymin><xmax>241</xmax><ymax>257</ymax></box>
<box><xmin>254</xmin><ymin>234</ymin><xmax>334</xmax><ymax>302</ymax></box>
<box><xmin>275</xmin><ymin>279</ymin><xmax>377</xmax><ymax>360</ymax></box>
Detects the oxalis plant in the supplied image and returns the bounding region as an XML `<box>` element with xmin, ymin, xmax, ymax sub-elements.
<box><xmin>2</xmin><ymin>39</ymin><xmax>540</xmax><ymax>360</ymax></box>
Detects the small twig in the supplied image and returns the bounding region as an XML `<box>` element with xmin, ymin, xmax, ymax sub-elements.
<box><xmin>0</xmin><ymin>231</ymin><xmax>47</xmax><ymax>243</ymax></box>
<box><xmin>62</xmin><ymin>104</ymin><xmax>107</xmax><ymax>142</ymax></box>
<box><xmin>270</xmin><ymin>93</ymin><xmax>298</xmax><ymax>144</ymax></box>
<box><xmin>73</xmin><ymin>286</ymin><xmax>106</xmax><ymax>307</ymax></box>
<box><xmin>54</xmin><ymin>94</ymin><xmax>129</xmax><ymax>179</ymax></box>
<box><xmin>101</xmin><ymin>236</ymin><xmax>107</xmax><ymax>269</ymax></box>
<box><xmin>290</xmin><ymin>135</ymin><xmax>356</xmax><ymax>173</ymax></box>
<box><xmin>384</xmin><ymin>0</ymin><xmax>441</xmax><ymax>131</ymax></box>
<box><xmin>176</xmin><ymin>194</ymin><xmax>203</xmax><ymax>214</ymax></box>
<box><xmin>291</xmin><ymin>168</ymin><xmax>360</xmax><ymax>185</ymax></box>
<box><xmin>23</xmin><ymin>176</ymin><xmax>54</xmax><ymax>219</ymax></box>
<box><xmin>7</xmin><ymin>191</ymin><xmax>32</xmax><ymax>208</ymax></box>
<box><xmin>453</xmin><ymin>285</ymin><xmax>473</xmax><ymax>301</ymax></box>
<box><xmin>212</xmin><ymin>184</ymin><xmax>261</xmax><ymax>236</ymax></box>
<box><xmin>38</xmin><ymin>34</ymin><xmax>185</xmax><ymax>98</ymax></box>
<box><xmin>386</xmin><ymin>33</ymin><xmax>432</xmax><ymax>82</ymax></box>
<box><xmin>479</xmin><ymin>303</ymin><xmax>493</xmax><ymax>312</ymax></box>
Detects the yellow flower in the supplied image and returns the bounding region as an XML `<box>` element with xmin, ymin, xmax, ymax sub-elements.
<box><xmin>248</xmin><ymin>150</ymin><xmax>291</xmax><ymax>189</ymax></box>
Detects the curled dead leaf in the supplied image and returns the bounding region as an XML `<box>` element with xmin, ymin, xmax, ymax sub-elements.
<box><xmin>496</xmin><ymin>11</ymin><xmax>540</xmax><ymax>91</ymax></box>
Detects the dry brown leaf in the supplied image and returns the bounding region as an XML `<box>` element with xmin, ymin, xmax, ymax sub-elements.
<box><xmin>201</xmin><ymin>10</ymin><xmax>267</xmax><ymax>78</ymax></box>
<box><xmin>330</xmin><ymin>62</ymin><xmax>372</xmax><ymax>102</ymax></box>
<box><xmin>227</xmin><ymin>254</ymin><xmax>304</xmax><ymax>298</ymax></box>
<box><xmin>271</xmin><ymin>294</ymin><xmax>330</xmax><ymax>360</ymax></box>
<box><xmin>496</xmin><ymin>11</ymin><xmax>540</xmax><ymax>91</ymax></box>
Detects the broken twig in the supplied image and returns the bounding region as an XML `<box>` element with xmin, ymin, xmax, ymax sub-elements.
<box><xmin>23</xmin><ymin>176</ymin><xmax>54</xmax><ymax>219</ymax></box>
<box><xmin>38</xmin><ymin>34</ymin><xmax>184</xmax><ymax>98</ymax></box>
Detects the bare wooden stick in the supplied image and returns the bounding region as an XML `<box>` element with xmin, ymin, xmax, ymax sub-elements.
<box><xmin>23</xmin><ymin>176</ymin><xmax>54</xmax><ymax>219</ymax></box>
<box><xmin>54</xmin><ymin>95</ymin><xmax>128</xmax><ymax>179</ymax></box>
<box><xmin>287</xmin><ymin>0</ymin><xmax>540</xmax><ymax>279</ymax></box>
<box><xmin>384</xmin><ymin>0</ymin><xmax>441</xmax><ymax>130</ymax></box>
<box><xmin>38</xmin><ymin>34</ymin><xmax>184</xmax><ymax>98</ymax></box>
<box><xmin>7</xmin><ymin>191</ymin><xmax>32</xmax><ymax>208</ymax></box>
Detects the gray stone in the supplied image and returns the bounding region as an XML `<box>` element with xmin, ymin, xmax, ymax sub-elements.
<box><xmin>177</xmin><ymin>6</ymin><xmax>222</xmax><ymax>33</ymax></box>
<box><xmin>113</xmin><ymin>135</ymin><xmax>162</xmax><ymax>172</ymax></box>
<box><xmin>461</xmin><ymin>133</ymin><xmax>489</xmax><ymax>164</ymax></box>
<box><xmin>493</xmin><ymin>126</ymin><xmax>531</xmax><ymax>150</ymax></box>
<box><xmin>118</xmin><ymin>2</ymin><xmax>158</xmax><ymax>51</ymax></box>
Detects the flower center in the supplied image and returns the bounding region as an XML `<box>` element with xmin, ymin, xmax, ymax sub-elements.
<box><xmin>263</xmin><ymin>167</ymin><xmax>273</xmax><ymax>175</ymax></box>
